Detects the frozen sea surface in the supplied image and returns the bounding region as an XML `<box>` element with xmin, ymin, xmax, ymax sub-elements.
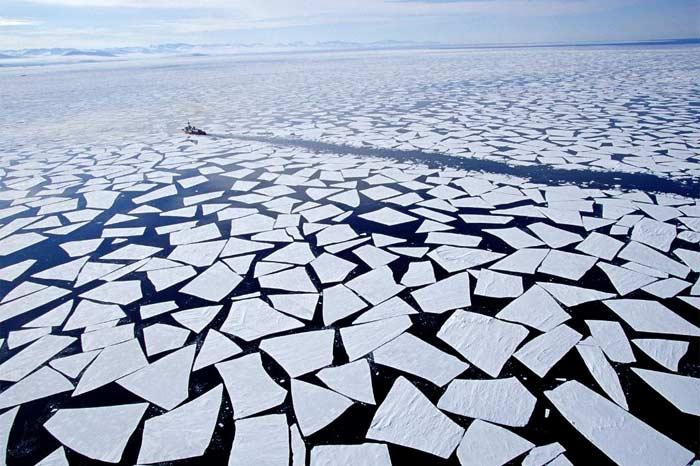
<box><xmin>0</xmin><ymin>44</ymin><xmax>698</xmax><ymax>465</ymax></box>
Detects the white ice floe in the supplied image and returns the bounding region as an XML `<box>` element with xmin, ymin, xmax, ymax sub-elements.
<box><xmin>438</xmin><ymin>310</ymin><xmax>528</xmax><ymax>378</ymax></box>
<box><xmin>81</xmin><ymin>323</ymin><xmax>133</xmax><ymax>351</ymax></box>
<box><xmin>139</xmin><ymin>300</ymin><xmax>178</xmax><ymax>320</ymax></box>
<box><xmin>3</xmin><ymin>281</ymin><xmax>46</xmax><ymax>303</ymax></box>
<box><xmin>118</xmin><ymin>344</ymin><xmax>195</xmax><ymax>410</ymax></box>
<box><xmin>35</xmin><ymin>447</ymin><xmax>69</xmax><ymax>466</ymax></box>
<box><xmin>180</xmin><ymin>261</ymin><xmax>242</xmax><ymax>301</ymax></box>
<box><xmin>632</xmin><ymin>368</ymin><xmax>700</xmax><ymax>415</ymax></box>
<box><xmin>0</xmin><ymin>233</ymin><xmax>47</xmax><ymax>256</ymax></box>
<box><xmin>484</xmin><ymin>227</ymin><xmax>544</xmax><ymax>249</ymax></box>
<box><xmin>359</xmin><ymin>207</ymin><xmax>417</xmax><ymax>226</ymax></box>
<box><xmin>254</xmin><ymin>262</ymin><xmax>292</xmax><ymax>278</ymax></box>
<box><xmin>514</xmin><ymin>324</ymin><xmax>582</xmax><ymax>377</ymax></box>
<box><xmin>258</xmin><ymin>266</ymin><xmax>316</xmax><ymax>292</ymax></box>
<box><xmin>216</xmin><ymin>353</ymin><xmax>287</xmax><ymax>419</ymax></box>
<box><xmin>73</xmin><ymin>338</ymin><xmax>147</xmax><ymax>396</ymax></box>
<box><xmin>146</xmin><ymin>265</ymin><xmax>197</xmax><ymax>291</ymax></box>
<box><xmin>0</xmin><ymin>366</ymin><xmax>73</xmax><ymax>410</ymax></box>
<box><xmin>168</xmin><ymin>240</ymin><xmax>227</xmax><ymax>267</ymax></box>
<box><xmin>255</xmin><ymin>229</ymin><xmax>295</xmax><ymax>243</ymax></box>
<box><xmin>7</xmin><ymin>327</ymin><xmax>51</xmax><ymax>349</ymax></box>
<box><xmin>60</xmin><ymin>238</ymin><xmax>103</xmax><ymax>257</ymax></box>
<box><xmin>538</xmin><ymin>250</ymin><xmax>597</xmax><ymax>280</ymax></box>
<box><xmin>575</xmin><ymin>232</ymin><xmax>624</xmax><ymax>260</ymax></box>
<box><xmin>264</xmin><ymin>241</ymin><xmax>315</xmax><ymax>265</ymax></box>
<box><xmin>425</xmin><ymin>232</ymin><xmax>481</xmax><ymax>247</ymax></box>
<box><xmin>316</xmin><ymin>359</ymin><xmax>375</xmax><ymax>404</ymax></box>
<box><xmin>438</xmin><ymin>377</ymin><xmax>536</xmax><ymax>427</ymax></box>
<box><xmin>310</xmin><ymin>253</ymin><xmax>356</xmax><ymax>283</ymax></box>
<box><xmin>223</xmin><ymin>254</ymin><xmax>256</xmax><ymax>274</ymax></box>
<box><xmin>632</xmin><ymin>338</ymin><xmax>688</xmax><ymax>372</ymax></box>
<box><xmin>388</xmin><ymin>246</ymin><xmax>428</xmax><ymax>258</ymax></box>
<box><xmin>0</xmin><ymin>334</ymin><xmax>75</xmax><ymax>382</ymax></box>
<box><xmin>137</xmin><ymin>384</ymin><xmax>222</xmax><ymax>464</ymax></box>
<box><xmin>310</xmin><ymin>443</ymin><xmax>391</xmax><ymax>466</ymax></box>
<box><xmin>460</xmin><ymin>214</ymin><xmax>512</xmax><ymax>224</ymax></box>
<box><xmin>340</xmin><ymin>315</ymin><xmax>412</xmax><ymax>361</ymax></box>
<box><xmin>618</xmin><ymin>241</ymin><xmax>689</xmax><ymax>278</ymax></box>
<box><xmin>353</xmin><ymin>296</ymin><xmax>417</xmax><ymax>324</ymax></box>
<box><xmin>674</xmin><ymin>247</ymin><xmax>700</xmax><ymax>272</ymax></box>
<box><xmin>260</xmin><ymin>329</ymin><xmax>335</xmax><ymax>377</ymax></box>
<box><xmin>301</xmin><ymin>205</ymin><xmax>345</xmax><ymax>223</ymax></box>
<box><xmin>373</xmin><ymin>332</ymin><xmax>468</xmax><ymax>387</ymax></box>
<box><xmin>546</xmin><ymin>380</ymin><xmax>694</xmax><ymax>466</ymax></box>
<box><xmin>456</xmin><ymin>420</ymin><xmax>533</xmax><ymax>466</ymax></box>
<box><xmin>44</xmin><ymin>403</ymin><xmax>148</xmax><ymax>463</ymax></box>
<box><xmin>597</xmin><ymin>262</ymin><xmax>657</xmax><ymax>295</ymax></box>
<box><xmin>367</xmin><ymin>376</ymin><xmax>464</xmax><ymax>458</ymax></box>
<box><xmin>576</xmin><ymin>340</ymin><xmax>628</xmax><ymax>409</ymax></box>
<box><xmin>489</xmin><ymin>248</ymin><xmax>548</xmax><ymax>274</ymax></box>
<box><xmin>0</xmin><ymin>286</ymin><xmax>71</xmax><ymax>324</ymax></box>
<box><xmin>0</xmin><ymin>407</ymin><xmax>17</xmax><ymax>466</ymax></box>
<box><xmin>527</xmin><ymin>222</ymin><xmax>582</xmax><ymax>248</ymax></box>
<box><xmin>221</xmin><ymin>237</ymin><xmax>273</xmax><ymax>257</ymax></box>
<box><xmin>323</xmin><ymin>284</ymin><xmax>367</xmax><ymax>325</ymax></box>
<box><xmin>474</xmin><ymin>269</ymin><xmax>523</xmax><ymax>298</ymax></box>
<box><xmin>221</xmin><ymin>298</ymin><xmax>303</xmax><ymax>341</ymax></box>
<box><xmin>172</xmin><ymin>305</ymin><xmax>221</xmax><ymax>333</ymax></box>
<box><xmin>193</xmin><ymin>329</ymin><xmax>242</xmax><ymax>371</ymax></box>
<box><xmin>32</xmin><ymin>256</ymin><xmax>89</xmax><ymax>282</ymax></box>
<box><xmin>290</xmin><ymin>423</ymin><xmax>305</xmax><ymax>466</ymax></box>
<box><xmin>49</xmin><ymin>350</ymin><xmax>100</xmax><ymax>379</ymax></box>
<box><xmin>292</xmin><ymin>379</ymin><xmax>353</xmax><ymax>436</ymax></box>
<box><xmin>521</xmin><ymin>442</ymin><xmax>565</xmax><ymax>466</ymax></box>
<box><xmin>631</xmin><ymin>218</ymin><xmax>676</xmax><ymax>252</ymax></box>
<box><xmin>101</xmin><ymin>244</ymin><xmax>161</xmax><ymax>261</ymax></box>
<box><xmin>230</xmin><ymin>213</ymin><xmax>275</xmax><ymax>236</ymax></box>
<box><xmin>268</xmin><ymin>293</ymin><xmax>318</xmax><ymax>320</ymax></box>
<box><xmin>400</xmin><ymin>261</ymin><xmax>436</xmax><ymax>287</ymax></box>
<box><xmin>372</xmin><ymin>233</ymin><xmax>404</xmax><ymax>248</ymax></box>
<box><xmin>604</xmin><ymin>299</ymin><xmax>700</xmax><ymax>337</ymax></box>
<box><xmin>428</xmin><ymin>246</ymin><xmax>504</xmax><ymax>273</ymax></box>
<box><xmin>352</xmin><ymin>245</ymin><xmax>398</xmax><ymax>269</ymax></box>
<box><xmin>411</xmin><ymin>272</ymin><xmax>470</xmax><ymax>314</ymax></box>
<box><xmin>229</xmin><ymin>414</ymin><xmax>289</xmax><ymax>466</ymax></box>
<box><xmin>538</xmin><ymin>282</ymin><xmax>614</xmax><ymax>307</ymax></box>
<box><xmin>315</xmin><ymin>224</ymin><xmax>358</xmax><ymax>246</ymax></box>
<box><xmin>133</xmin><ymin>185</ymin><xmax>177</xmax><ymax>204</ymax></box>
<box><xmin>496</xmin><ymin>284</ymin><xmax>569</xmax><ymax>332</ymax></box>
<box><xmin>346</xmin><ymin>265</ymin><xmax>404</xmax><ymax>305</ymax></box>
<box><xmin>0</xmin><ymin>259</ymin><xmax>35</xmax><ymax>282</ymax></box>
<box><xmin>586</xmin><ymin>320</ymin><xmax>635</xmax><ymax>363</ymax></box>
<box><xmin>63</xmin><ymin>300</ymin><xmax>123</xmax><ymax>331</ymax></box>
<box><xmin>102</xmin><ymin>226</ymin><xmax>145</xmax><ymax>238</ymax></box>
<box><xmin>143</xmin><ymin>323</ymin><xmax>190</xmax><ymax>356</ymax></box>
<box><xmin>642</xmin><ymin>278</ymin><xmax>691</xmax><ymax>299</ymax></box>
<box><xmin>75</xmin><ymin>262</ymin><xmax>123</xmax><ymax>287</ymax></box>
<box><xmin>79</xmin><ymin>280</ymin><xmax>142</xmax><ymax>305</ymax></box>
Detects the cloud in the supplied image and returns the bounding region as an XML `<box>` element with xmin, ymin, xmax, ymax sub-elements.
<box><xmin>18</xmin><ymin>0</ymin><xmax>635</xmax><ymax>16</ymax></box>
<box><xmin>0</xmin><ymin>16</ymin><xmax>40</xmax><ymax>26</ymax></box>
<box><xmin>0</xmin><ymin>0</ymin><xmax>666</xmax><ymax>49</ymax></box>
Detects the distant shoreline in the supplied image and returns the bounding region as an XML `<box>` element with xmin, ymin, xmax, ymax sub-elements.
<box><xmin>1</xmin><ymin>37</ymin><xmax>698</xmax><ymax>64</ymax></box>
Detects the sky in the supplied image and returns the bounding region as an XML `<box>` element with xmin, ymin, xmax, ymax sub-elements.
<box><xmin>1</xmin><ymin>0</ymin><xmax>698</xmax><ymax>50</ymax></box>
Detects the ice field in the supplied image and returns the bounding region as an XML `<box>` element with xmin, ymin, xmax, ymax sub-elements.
<box><xmin>0</xmin><ymin>44</ymin><xmax>698</xmax><ymax>465</ymax></box>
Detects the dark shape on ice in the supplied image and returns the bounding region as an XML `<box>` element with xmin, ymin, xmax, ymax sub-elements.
<box><xmin>183</xmin><ymin>121</ymin><xmax>207</xmax><ymax>135</ymax></box>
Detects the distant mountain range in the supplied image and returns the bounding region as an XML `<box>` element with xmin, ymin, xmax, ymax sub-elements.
<box><xmin>0</xmin><ymin>40</ymin><xmax>438</xmax><ymax>59</ymax></box>
<box><xmin>1</xmin><ymin>38</ymin><xmax>697</xmax><ymax>63</ymax></box>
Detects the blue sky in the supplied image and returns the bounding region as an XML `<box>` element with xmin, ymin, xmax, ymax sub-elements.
<box><xmin>1</xmin><ymin>0</ymin><xmax>698</xmax><ymax>49</ymax></box>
